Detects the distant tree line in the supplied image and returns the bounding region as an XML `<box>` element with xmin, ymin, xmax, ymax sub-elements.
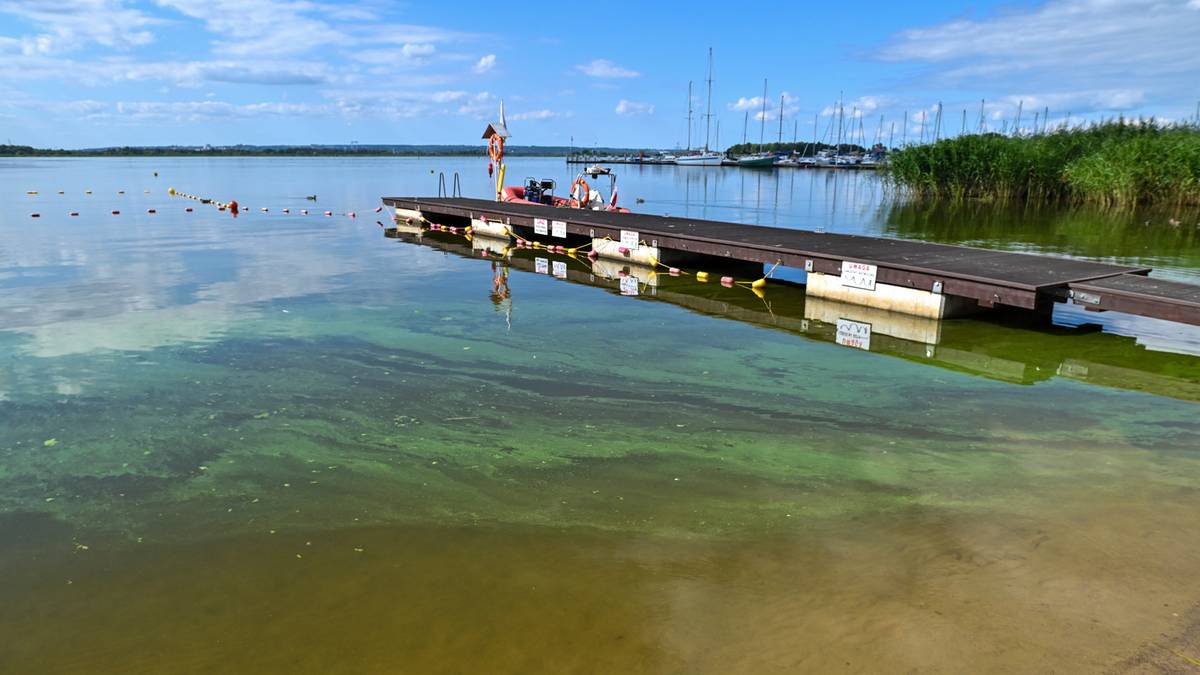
<box><xmin>0</xmin><ymin>144</ymin><xmax>619</xmax><ymax>157</ymax></box>
<box><xmin>723</xmin><ymin>142</ymin><xmax>870</xmax><ymax>156</ymax></box>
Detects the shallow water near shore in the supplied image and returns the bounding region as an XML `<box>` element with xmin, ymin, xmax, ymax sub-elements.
<box><xmin>2</xmin><ymin>157</ymin><xmax>1200</xmax><ymax>673</ymax></box>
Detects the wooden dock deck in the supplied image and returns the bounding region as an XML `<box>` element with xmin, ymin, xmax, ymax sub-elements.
<box><xmin>381</xmin><ymin>196</ymin><xmax>1200</xmax><ymax>325</ymax></box>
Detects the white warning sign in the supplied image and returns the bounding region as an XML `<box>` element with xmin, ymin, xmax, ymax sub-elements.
<box><xmin>836</xmin><ymin>318</ymin><xmax>872</xmax><ymax>350</ymax></box>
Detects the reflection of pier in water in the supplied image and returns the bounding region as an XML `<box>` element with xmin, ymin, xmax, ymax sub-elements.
<box><xmin>386</xmin><ymin>225</ymin><xmax>1200</xmax><ymax>403</ymax></box>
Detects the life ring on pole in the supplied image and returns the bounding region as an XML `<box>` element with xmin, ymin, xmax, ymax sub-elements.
<box><xmin>570</xmin><ymin>177</ymin><xmax>590</xmax><ymax>208</ymax></box>
<box><xmin>488</xmin><ymin>134</ymin><xmax>505</xmax><ymax>163</ymax></box>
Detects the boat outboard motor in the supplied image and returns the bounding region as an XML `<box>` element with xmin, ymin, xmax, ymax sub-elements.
<box><xmin>538</xmin><ymin>179</ymin><xmax>556</xmax><ymax>204</ymax></box>
<box><xmin>524</xmin><ymin>177</ymin><xmax>542</xmax><ymax>204</ymax></box>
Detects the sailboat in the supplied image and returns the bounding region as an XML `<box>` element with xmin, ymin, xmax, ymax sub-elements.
<box><xmin>675</xmin><ymin>48</ymin><xmax>724</xmax><ymax>166</ymax></box>
<box><xmin>736</xmin><ymin>79</ymin><xmax>776</xmax><ymax>168</ymax></box>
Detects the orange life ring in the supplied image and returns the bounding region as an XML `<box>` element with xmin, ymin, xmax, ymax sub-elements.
<box><xmin>488</xmin><ymin>134</ymin><xmax>505</xmax><ymax>162</ymax></box>
<box><xmin>570</xmin><ymin>178</ymin><xmax>590</xmax><ymax>208</ymax></box>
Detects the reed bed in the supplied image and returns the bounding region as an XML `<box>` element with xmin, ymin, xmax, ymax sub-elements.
<box><xmin>885</xmin><ymin>121</ymin><xmax>1200</xmax><ymax>207</ymax></box>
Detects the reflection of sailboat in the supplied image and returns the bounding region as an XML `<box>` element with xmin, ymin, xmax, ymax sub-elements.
<box><xmin>675</xmin><ymin>48</ymin><xmax>725</xmax><ymax>166</ymax></box>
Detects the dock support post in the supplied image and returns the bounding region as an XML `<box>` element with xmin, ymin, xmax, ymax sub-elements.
<box><xmin>805</xmin><ymin>272</ymin><xmax>977</xmax><ymax>319</ymax></box>
<box><xmin>592</xmin><ymin>238</ymin><xmax>661</xmax><ymax>267</ymax></box>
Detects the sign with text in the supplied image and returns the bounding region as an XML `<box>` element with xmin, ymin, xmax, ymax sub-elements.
<box><xmin>836</xmin><ymin>318</ymin><xmax>872</xmax><ymax>351</ymax></box>
<box><xmin>552</xmin><ymin>220</ymin><xmax>567</xmax><ymax>238</ymax></box>
<box><xmin>840</xmin><ymin>261</ymin><xmax>878</xmax><ymax>291</ymax></box>
<box><xmin>620</xmin><ymin>230</ymin><xmax>639</xmax><ymax>249</ymax></box>
<box><xmin>552</xmin><ymin>261</ymin><xmax>567</xmax><ymax>279</ymax></box>
<box><xmin>535</xmin><ymin>257</ymin><xmax>548</xmax><ymax>275</ymax></box>
<box><xmin>533</xmin><ymin>218</ymin><xmax>548</xmax><ymax>236</ymax></box>
<box><xmin>619</xmin><ymin>276</ymin><xmax>639</xmax><ymax>296</ymax></box>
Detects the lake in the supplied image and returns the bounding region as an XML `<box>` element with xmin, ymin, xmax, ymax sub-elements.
<box><xmin>2</xmin><ymin>156</ymin><xmax>1199</xmax><ymax>673</ymax></box>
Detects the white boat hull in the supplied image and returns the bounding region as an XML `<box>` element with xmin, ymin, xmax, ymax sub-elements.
<box><xmin>674</xmin><ymin>154</ymin><xmax>724</xmax><ymax>166</ymax></box>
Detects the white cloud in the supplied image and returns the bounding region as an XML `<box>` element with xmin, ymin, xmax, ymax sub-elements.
<box><xmin>112</xmin><ymin>100</ymin><xmax>328</xmax><ymax>121</ymax></box>
<box><xmin>430</xmin><ymin>90</ymin><xmax>468</xmax><ymax>103</ymax></box>
<box><xmin>615</xmin><ymin>99</ymin><xmax>653</xmax><ymax>115</ymax></box>
<box><xmin>0</xmin><ymin>0</ymin><xmax>160</xmax><ymax>53</ymax></box>
<box><xmin>510</xmin><ymin>109</ymin><xmax>559</xmax><ymax>121</ymax></box>
<box><xmin>821</xmin><ymin>95</ymin><xmax>889</xmax><ymax>117</ymax></box>
<box><xmin>730</xmin><ymin>92</ymin><xmax>801</xmax><ymax>121</ymax></box>
<box><xmin>577</xmin><ymin>59</ymin><xmax>639</xmax><ymax>78</ymax></box>
<box><xmin>878</xmin><ymin>0</ymin><xmax>1200</xmax><ymax>114</ymax></box>
<box><xmin>472</xmin><ymin>54</ymin><xmax>496</xmax><ymax>74</ymax></box>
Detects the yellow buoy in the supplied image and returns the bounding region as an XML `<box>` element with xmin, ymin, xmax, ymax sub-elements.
<box><xmin>751</xmin><ymin>278</ymin><xmax>767</xmax><ymax>289</ymax></box>
<box><xmin>696</xmin><ymin>271</ymin><xmax>709</xmax><ymax>281</ymax></box>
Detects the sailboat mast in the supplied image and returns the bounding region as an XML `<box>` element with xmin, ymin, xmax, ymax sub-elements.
<box><xmin>703</xmin><ymin>47</ymin><xmax>713</xmax><ymax>152</ymax></box>
<box><xmin>777</xmin><ymin>94</ymin><xmax>785</xmax><ymax>144</ymax></box>
<box><xmin>836</xmin><ymin>93</ymin><xmax>843</xmax><ymax>151</ymax></box>
<box><xmin>686</xmin><ymin>81</ymin><xmax>693</xmax><ymax>152</ymax></box>
<box><xmin>759</xmin><ymin>79</ymin><xmax>767</xmax><ymax>147</ymax></box>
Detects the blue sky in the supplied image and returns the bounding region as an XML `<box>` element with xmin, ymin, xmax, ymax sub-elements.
<box><xmin>1</xmin><ymin>0</ymin><xmax>1198</xmax><ymax>148</ymax></box>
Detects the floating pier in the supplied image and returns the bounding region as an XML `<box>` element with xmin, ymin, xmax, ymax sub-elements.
<box><xmin>382</xmin><ymin>196</ymin><xmax>1200</xmax><ymax>326</ymax></box>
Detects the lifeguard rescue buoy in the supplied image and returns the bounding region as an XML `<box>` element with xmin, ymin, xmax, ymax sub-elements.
<box><xmin>488</xmin><ymin>134</ymin><xmax>505</xmax><ymax>162</ymax></box>
<box><xmin>570</xmin><ymin>178</ymin><xmax>589</xmax><ymax>208</ymax></box>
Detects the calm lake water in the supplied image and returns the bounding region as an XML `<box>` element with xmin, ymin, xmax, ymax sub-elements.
<box><xmin>2</xmin><ymin>157</ymin><xmax>1200</xmax><ymax>673</ymax></box>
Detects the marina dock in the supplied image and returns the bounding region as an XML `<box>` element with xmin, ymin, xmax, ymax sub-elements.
<box><xmin>564</xmin><ymin>156</ymin><xmax>880</xmax><ymax>169</ymax></box>
<box><xmin>382</xmin><ymin>196</ymin><xmax>1200</xmax><ymax>326</ymax></box>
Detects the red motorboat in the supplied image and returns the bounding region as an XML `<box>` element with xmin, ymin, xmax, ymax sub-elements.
<box><xmin>502</xmin><ymin>165</ymin><xmax>630</xmax><ymax>213</ymax></box>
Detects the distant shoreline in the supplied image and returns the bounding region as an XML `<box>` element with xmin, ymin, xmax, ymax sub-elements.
<box><xmin>0</xmin><ymin>144</ymin><xmax>653</xmax><ymax>158</ymax></box>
